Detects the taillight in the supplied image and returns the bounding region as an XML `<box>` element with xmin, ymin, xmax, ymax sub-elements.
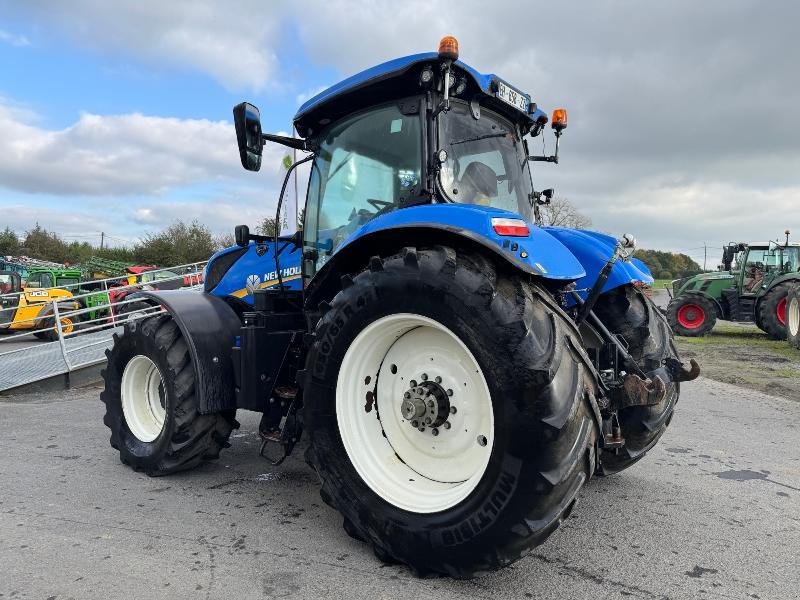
<box><xmin>491</xmin><ymin>218</ymin><xmax>529</xmax><ymax>237</ymax></box>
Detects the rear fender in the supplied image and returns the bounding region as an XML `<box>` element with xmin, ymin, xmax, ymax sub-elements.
<box><xmin>133</xmin><ymin>290</ymin><xmax>242</xmax><ymax>414</ymax></box>
<box><xmin>542</xmin><ymin>227</ymin><xmax>654</xmax><ymax>304</ymax></box>
<box><xmin>306</xmin><ymin>204</ymin><xmax>586</xmax><ymax>307</ymax></box>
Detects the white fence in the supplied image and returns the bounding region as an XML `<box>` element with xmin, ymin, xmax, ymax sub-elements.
<box><xmin>0</xmin><ymin>262</ymin><xmax>205</xmax><ymax>392</ymax></box>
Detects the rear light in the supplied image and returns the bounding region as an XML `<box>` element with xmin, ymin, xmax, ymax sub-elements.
<box><xmin>491</xmin><ymin>218</ymin><xmax>529</xmax><ymax>237</ymax></box>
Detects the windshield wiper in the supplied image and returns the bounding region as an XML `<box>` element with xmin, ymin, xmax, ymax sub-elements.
<box><xmin>449</xmin><ymin>131</ymin><xmax>510</xmax><ymax>146</ymax></box>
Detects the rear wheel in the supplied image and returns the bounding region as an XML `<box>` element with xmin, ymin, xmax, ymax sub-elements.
<box><xmin>787</xmin><ymin>285</ymin><xmax>800</xmax><ymax>349</ymax></box>
<box><xmin>304</xmin><ymin>247</ymin><xmax>600</xmax><ymax>577</ymax></box>
<box><xmin>758</xmin><ymin>282</ymin><xmax>792</xmax><ymax>340</ymax></box>
<box><xmin>666</xmin><ymin>293</ymin><xmax>716</xmax><ymax>336</ymax></box>
<box><xmin>101</xmin><ymin>314</ymin><xmax>235</xmax><ymax>475</ymax></box>
<box><xmin>594</xmin><ymin>285</ymin><xmax>680</xmax><ymax>474</ymax></box>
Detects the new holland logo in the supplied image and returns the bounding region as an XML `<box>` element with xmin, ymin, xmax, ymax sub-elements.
<box><xmin>246</xmin><ymin>274</ymin><xmax>261</xmax><ymax>293</ymax></box>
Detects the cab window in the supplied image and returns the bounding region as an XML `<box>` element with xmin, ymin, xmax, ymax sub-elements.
<box><xmin>56</xmin><ymin>276</ymin><xmax>80</xmax><ymax>289</ymax></box>
<box><xmin>304</xmin><ymin>101</ymin><xmax>422</xmax><ymax>273</ymax></box>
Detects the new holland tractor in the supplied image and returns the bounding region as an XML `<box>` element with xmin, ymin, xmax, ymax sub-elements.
<box><xmin>101</xmin><ymin>37</ymin><xmax>699</xmax><ymax>577</ymax></box>
<box><xmin>666</xmin><ymin>234</ymin><xmax>800</xmax><ymax>338</ymax></box>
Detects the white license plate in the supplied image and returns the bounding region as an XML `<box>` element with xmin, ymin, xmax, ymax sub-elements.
<box><xmin>496</xmin><ymin>81</ymin><xmax>529</xmax><ymax>113</ymax></box>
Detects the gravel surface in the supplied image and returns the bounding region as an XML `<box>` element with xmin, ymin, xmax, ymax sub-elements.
<box><xmin>1</xmin><ymin>378</ymin><xmax>798</xmax><ymax>599</ymax></box>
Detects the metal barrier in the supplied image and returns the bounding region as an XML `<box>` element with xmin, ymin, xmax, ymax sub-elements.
<box><xmin>0</xmin><ymin>262</ymin><xmax>205</xmax><ymax>392</ymax></box>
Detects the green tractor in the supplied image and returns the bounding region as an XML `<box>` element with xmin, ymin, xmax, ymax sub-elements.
<box><xmin>666</xmin><ymin>233</ymin><xmax>799</xmax><ymax>338</ymax></box>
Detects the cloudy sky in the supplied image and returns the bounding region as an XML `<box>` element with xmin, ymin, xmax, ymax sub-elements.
<box><xmin>0</xmin><ymin>1</ymin><xmax>797</xmax><ymax>265</ymax></box>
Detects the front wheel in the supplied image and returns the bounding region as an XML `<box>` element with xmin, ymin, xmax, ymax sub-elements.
<box><xmin>666</xmin><ymin>293</ymin><xmax>717</xmax><ymax>336</ymax></box>
<box><xmin>100</xmin><ymin>314</ymin><xmax>235</xmax><ymax>475</ymax></box>
<box><xmin>787</xmin><ymin>284</ymin><xmax>800</xmax><ymax>349</ymax></box>
<box><xmin>304</xmin><ymin>247</ymin><xmax>599</xmax><ymax>577</ymax></box>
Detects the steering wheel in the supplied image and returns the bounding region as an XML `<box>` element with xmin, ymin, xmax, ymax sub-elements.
<box><xmin>367</xmin><ymin>198</ymin><xmax>393</xmax><ymax>212</ymax></box>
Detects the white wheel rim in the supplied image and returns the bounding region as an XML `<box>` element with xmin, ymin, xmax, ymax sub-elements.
<box><xmin>121</xmin><ymin>355</ymin><xmax>167</xmax><ymax>442</ymax></box>
<box><xmin>336</xmin><ymin>313</ymin><xmax>494</xmax><ymax>513</ymax></box>
<box><xmin>789</xmin><ymin>297</ymin><xmax>800</xmax><ymax>337</ymax></box>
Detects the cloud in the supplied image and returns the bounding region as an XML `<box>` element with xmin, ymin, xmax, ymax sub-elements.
<box><xmin>4</xmin><ymin>1</ymin><xmax>286</xmax><ymax>91</ymax></box>
<box><xmin>0</xmin><ymin>29</ymin><xmax>30</xmax><ymax>47</ymax></box>
<box><xmin>2</xmin><ymin>1</ymin><xmax>799</xmax><ymax>252</ymax></box>
<box><xmin>0</xmin><ymin>98</ymin><xmax>289</xmax><ymax>196</ymax></box>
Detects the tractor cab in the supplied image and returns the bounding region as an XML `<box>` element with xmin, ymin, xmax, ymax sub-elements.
<box><xmin>233</xmin><ymin>36</ymin><xmax>570</xmax><ymax>282</ymax></box>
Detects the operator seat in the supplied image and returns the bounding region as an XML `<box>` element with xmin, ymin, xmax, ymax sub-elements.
<box><xmin>459</xmin><ymin>162</ymin><xmax>498</xmax><ymax>206</ymax></box>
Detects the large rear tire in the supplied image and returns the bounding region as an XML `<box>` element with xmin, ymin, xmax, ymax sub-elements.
<box><xmin>304</xmin><ymin>247</ymin><xmax>600</xmax><ymax>577</ymax></box>
<box><xmin>593</xmin><ymin>285</ymin><xmax>680</xmax><ymax>474</ymax></box>
<box><xmin>666</xmin><ymin>292</ymin><xmax>716</xmax><ymax>336</ymax></box>
<box><xmin>757</xmin><ymin>282</ymin><xmax>792</xmax><ymax>340</ymax></box>
<box><xmin>787</xmin><ymin>284</ymin><xmax>800</xmax><ymax>349</ymax></box>
<box><xmin>101</xmin><ymin>314</ymin><xmax>236</xmax><ymax>475</ymax></box>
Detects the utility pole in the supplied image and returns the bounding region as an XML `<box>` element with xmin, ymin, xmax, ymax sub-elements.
<box><xmin>703</xmin><ymin>244</ymin><xmax>707</xmax><ymax>271</ymax></box>
<box><xmin>100</xmin><ymin>232</ymin><xmax>105</xmax><ymax>251</ymax></box>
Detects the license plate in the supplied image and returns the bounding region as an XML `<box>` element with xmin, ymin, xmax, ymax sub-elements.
<box><xmin>496</xmin><ymin>81</ymin><xmax>529</xmax><ymax>113</ymax></box>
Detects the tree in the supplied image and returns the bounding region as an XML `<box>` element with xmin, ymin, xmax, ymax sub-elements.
<box><xmin>258</xmin><ymin>216</ymin><xmax>278</xmax><ymax>237</ymax></box>
<box><xmin>634</xmin><ymin>249</ymin><xmax>702</xmax><ymax>280</ymax></box>
<box><xmin>539</xmin><ymin>197</ymin><xmax>592</xmax><ymax>229</ymax></box>
<box><xmin>21</xmin><ymin>224</ymin><xmax>69</xmax><ymax>263</ymax></box>
<box><xmin>0</xmin><ymin>227</ymin><xmax>20</xmax><ymax>256</ymax></box>
<box><xmin>215</xmin><ymin>233</ymin><xmax>235</xmax><ymax>250</ymax></box>
<box><xmin>134</xmin><ymin>220</ymin><xmax>216</xmax><ymax>266</ymax></box>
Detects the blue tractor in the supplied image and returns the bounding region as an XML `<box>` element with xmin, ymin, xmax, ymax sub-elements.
<box><xmin>101</xmin><ymin>37</ymin><xmax>699</xmax><ymax>577</ymax></box>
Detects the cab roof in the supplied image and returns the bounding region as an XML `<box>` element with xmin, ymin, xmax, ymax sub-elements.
<box><xmin>293</xmin><ymin>52</ymin><xmax>546</xmax><ymax>137</ymax></box>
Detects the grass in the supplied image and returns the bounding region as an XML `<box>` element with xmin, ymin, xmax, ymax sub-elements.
<box><xmin>650</xmin><ymin>279</ymin><xmax>673</xmax><ymax>290</ymax></box>
<box><xmin>676</xmin><ymin>322</ymin><xmax>799</xmax><ymax>359</ymax></box>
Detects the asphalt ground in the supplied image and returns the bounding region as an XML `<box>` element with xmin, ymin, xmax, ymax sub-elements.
<box><xmin>1</xmin><ymin>377</ymin><xmax>798</xmax><ymax>600</ymax></box>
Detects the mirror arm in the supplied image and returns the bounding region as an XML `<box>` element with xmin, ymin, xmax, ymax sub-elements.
<box><xmin>261</xmin><ymin>133</ymin><xmax>318</xmax><ymax>152</ymax></box>
<box><xmin>528</xmin><ymin>131</ymin><xmax>563</xmax><ymax>164</ymax></box>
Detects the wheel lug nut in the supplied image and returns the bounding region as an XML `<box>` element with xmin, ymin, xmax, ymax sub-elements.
<box><xmin>410</xmin><ymin>380</ymin><xmax>417</xmax><ymax>388</ymax></box>
<box><xmin>421</xmin><ymin>373</ymin><xmax>428</xmax><ymax>381</ymax></box>
<box><xmin>427</xmin><ymin>400</ymin><xmax>435</xmax><ymax>408</ymax></box>
<box><xmin>418</xmin><ymin>426</ymin><xmax>426</xmax><ymax>432</ymax></box>
<box><xmin>447</xmin><ymin>389</ymin><xmax>453</xmax><ymax>396</ymax></box>
<box><xmin>477</xmin><ymin>435</ymin><xmax>487</xmax><ymax>447</ymax></box>
<box><xmin>443</xmin><ymin>422</ymin><xmax>451</xmax><ymax>430</ymax></box>
<box><xmin>425</xmin><ymin>417</ymin><xmax>432</xmax><ymax>424</ymax></box>
<box><xmin>435</xmin><ymin>376</ymin><xmax>442</xmax><ymax>384</ymax></box>
<box><xmin>450</xmin><ymin>406</ymin><xmax>457</xmax><ymax>414</ymax></box>
<box><xmin>411</xmin><ymin>420</ymin><xmax>419</xmax><ymax>428</ymax></box>
<box><xmin>432</xmin><ymin>428</ymin><xmax>439</xmax><ymax>436</ymax></box>
<box><xmin>404</xmin><ymin>392</ymin><xmax>411</xmax><ymax>399</ymax></box>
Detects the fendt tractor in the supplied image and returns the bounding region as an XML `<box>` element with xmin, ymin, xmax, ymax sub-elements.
<box><xmin>666</xmin><ymin>233</ymin><xmax>800</xmax><ymax>338</ymax></box>
<box><xmin>101</xmin><ymin>38</ymin><xmax>699</xmax><ymax>577</ymax></box>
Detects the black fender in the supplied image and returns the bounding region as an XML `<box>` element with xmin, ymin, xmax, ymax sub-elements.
<box><xmin>133</xmin><ymin>290</ymin><xmax>242</xmax><ymax>414</ymax></box>
<box><xmin>306</xmin><ymin>224</ymin><xmax>554</xmax><ymax>309</ymax></box>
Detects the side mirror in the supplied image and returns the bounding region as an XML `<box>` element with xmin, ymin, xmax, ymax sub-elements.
<box><xmin>233</xmin><ymin>102</ymin><xmax>263</xmax><ymax>172</ymax></box>
<box><xmin>234</xmin><ymin>224</ymin><xmax>250</xmax><ymax>247</ymax></box>
<box><xmin>541</xmin><ymin>188</ymin><xmax>554</xmax><ymax>202</ymax></box>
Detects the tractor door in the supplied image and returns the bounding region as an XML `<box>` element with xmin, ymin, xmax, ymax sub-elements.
<box><xmin>739</xmin><ymin>247</ymin><xmax>769</xmax><ymax>294</ymax></box>
<box><xmin>302</xmin><ymin>98</ymin><xmax>424</xmax><ymax>281</ymax></box>
<box><xmin>0</xmin><ymin>272</ymin><xmax>22</xmax><ymax>326</ymax></box>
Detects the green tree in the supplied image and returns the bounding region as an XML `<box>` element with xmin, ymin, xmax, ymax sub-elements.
<box><xmin>134</xmin><ymin>220</ymin><xmax>216</xmax><ymax>266</ymax></box>
<box><xmin>635</xmin><ymin>249</ymin><xmax>702</xmax><ymax>279</ymax></box>
<box><xmin>0</xmin><ymin>227</ymin><xmax>20</xmax><ymax>256</ymax></box>
<box><xmin>258</xmin><ymin>216</ymin><xmax>278</xmax><ymax>237</ymax></box>
<box><xmin>21</xmin><ymin>224</ymin><xmax>69</xmax><ymax>263</ymax></box>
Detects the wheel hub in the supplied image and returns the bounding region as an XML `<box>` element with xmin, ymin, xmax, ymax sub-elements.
<box><xmin>400</xmin><ymin>379</ymin><xmax>451</xmax><ymax>431</ymax></box>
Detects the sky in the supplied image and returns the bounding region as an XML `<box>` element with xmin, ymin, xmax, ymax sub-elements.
<box><xmin>0</xmin><ymin>1</ymin><xmax>797</xmax><ymax>266</ymax></box>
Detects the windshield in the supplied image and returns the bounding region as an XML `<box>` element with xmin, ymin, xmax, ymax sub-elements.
<box><xmin>438</xmin><ymin>101</ymin><xmax>534</xmax><ymax>221</ymax></box>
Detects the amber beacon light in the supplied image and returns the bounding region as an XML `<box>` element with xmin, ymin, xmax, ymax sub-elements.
<box><xmin>551</xmin><ymin>108</ymin><xmax>568</xmax><ymax>132</ymax></box>
<box><xmin>438</xmin><ymin>36</ymin><xmax>459</xmax><ymax>61</ymax></box>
